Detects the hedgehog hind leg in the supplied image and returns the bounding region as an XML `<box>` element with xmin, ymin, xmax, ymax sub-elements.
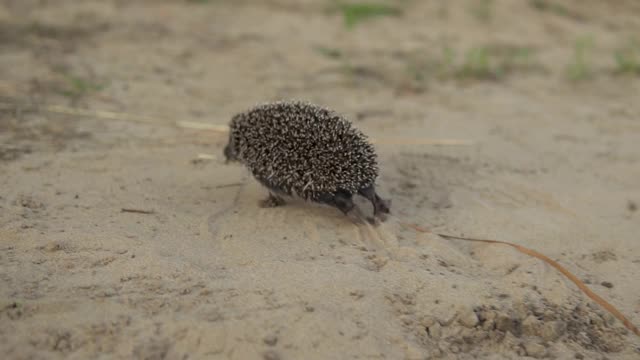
<box><xmin>358</xmin><ymin>184</ymin><xmax>391</xmax><ymax>218</ymax></box>
<box><xmin>317</xmin><ymin>190</ymin><xmax>355</xmax><ymax>215</ymax></box>
<box><xmin>259</xmin><ymin>191</ymin><xmax>286</xmax><ymax>208</ymax></box>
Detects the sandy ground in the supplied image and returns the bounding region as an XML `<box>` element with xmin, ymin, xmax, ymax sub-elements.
<box><xmin>1</xmin><ymin>1</ymin><xmax>640</xmax><ymax>359</ymax></box>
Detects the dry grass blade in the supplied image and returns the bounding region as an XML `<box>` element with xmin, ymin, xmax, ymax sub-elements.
<box><xmin>41</xmin><ymin>104</ymin><xmax>226</xmax><ymax>132</ymax></box>
<box><xmin>36</xmin><ymin>104</ymin><xmax>476</xmax><ymax>145</ymax></box>
<box><xmin>176</xmin><ymin>121</ymin><xmax>229</xmax><ymax>132</ymax></box>
<box><xmin>215</xmin><ymin>182</ymin><xmax>244</xmax><ymax>189</ymax></box>
<box><xmin>46</xmin><ymin>105</ymin><xmax>163</xmax><ymax>126</ymax></box>
<box><xmin>370</xmin><ymin>137</ymin><xmax>474</xmax><ymax>146</ymax></box>
<box><xmin>402</xmin><ymin>222</ymin><xmax>640</xmax><ymax>337</ymax></box>
<box><xmin>195</xmin><ymin>153</ymin><xmax>216</xmax><ymax>160</ymax></box>
<box><xmin>4</xmin><ymin>103</ymin><xmax>474</xmax><ymax>146</ymax></box>
<box><xmin>175</xmin><ymin>122</ymin><xmax>474</xmax><ymax>145</ymax></box>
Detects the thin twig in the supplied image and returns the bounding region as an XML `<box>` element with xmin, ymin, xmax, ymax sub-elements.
<box><xmin>46</xmin><ymin>105</ymin><xmax>164</xmax><ymax>126</ymax></box>
<box><xmin>215</xmin><ymin>182</ymin><xmax>244</xmax><ymax>189</ymax></box>
<box><xmin>371</xmin><ymin>137</ymin><xmax>474</xmax><ymax>146</ymax></box>
<box><xmin>30</xmin><ymin>103</ymin><xmax>475</xmax><ymax>145</ymax></box>
<box><xmin>45</xmin><ymin>105</ymin><xmax>230</xmax><ymax>132</ymax></box>
<box><xmin>121</xmin><ymin>208</ymin><xmax>155</xmax><ymax>214</ymax></box>
<box><xmin>402</xmin><ymin>222</ymin><xmax>640</xmax><ymax>337</ymax></box>
<box><xmin>177</xmin><ymin>121</ymin><xmax>229</xmax><ymax>132</ymax></box>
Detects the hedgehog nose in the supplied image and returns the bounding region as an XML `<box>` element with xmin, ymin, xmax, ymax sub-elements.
<box><xmin>223</xmin><ymin>145</ymin><xmax>231</xmax><ymax>163</ymax></box>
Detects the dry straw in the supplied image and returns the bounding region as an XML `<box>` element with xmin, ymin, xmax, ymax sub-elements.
<box><xmin>39</xmin><ymin>104</ymin><xmax>475</xmax><ymax>146</ymax></box>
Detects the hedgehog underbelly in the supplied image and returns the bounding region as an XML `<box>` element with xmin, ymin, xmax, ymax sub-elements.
<box><xmin>250</xmin><ymin>171</ymin><xmax>376</xmax><ymax>206</ymax></box>
<box><xmin>252</xmin><ymin>172</ymin><xmax>328</xmax><ymax>202</ymax></box>
<box><xmin>252</xmin><ymin>174</ymin><xmax>295</xmax><ymax>197</ymax></box>
<box><xmin>247</xmin><ymin>148</ymin><xmax>370</xmax><ymax>189</ymax></box>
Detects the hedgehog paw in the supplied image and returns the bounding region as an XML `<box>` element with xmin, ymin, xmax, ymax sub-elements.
<box><xmin>259</xmin><ymin>193</ymin><xmax>286</xmax><ymax>208</ymax></box>
<box><xmin>358</xmin><ymin>184</ymin><xmax>391</xmax><ymax>220</ymax></box>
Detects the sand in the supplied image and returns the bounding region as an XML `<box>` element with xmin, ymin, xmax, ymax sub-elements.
<box><xmin>1</xmin><ymin>1</ymin><xmax>639</xmax><ymax>359</ymax></box>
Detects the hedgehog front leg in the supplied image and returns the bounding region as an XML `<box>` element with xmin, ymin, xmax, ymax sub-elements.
<box><xmin>259</xmin><ymin>192</ymin><xmax>286</xmax><ymax>208</ymax></box>
<box><xmin>358</xmin><ymin>185</ymin><xmax>391</xmax><ymax>218</ymax></box>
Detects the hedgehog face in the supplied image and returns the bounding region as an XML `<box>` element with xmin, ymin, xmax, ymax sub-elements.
<box><xmin>224</xmin><ymin>116</ymin><xmax>244</xmax><ymax>164</ymax></box>
<box><xmin>223</xmin><ymin>135</ymin><xmax>238</xmax><ymax>164</ymax></box>
<box><xmin>223</xmin><ymin>143</ymin><xmax>234</xmax><ymax>163</ymax></box>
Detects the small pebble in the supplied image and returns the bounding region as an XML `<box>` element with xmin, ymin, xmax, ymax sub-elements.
<box><xmin>601</xmin><ymin>281</ymin><xmax>613</xmax><ymax>289</ymax></box>
<box><xmin>263</xmin><ymin>334</ymin><xmax>278</xmax><ymax>346</ymax></box>
<box><xmin>428</xmin><ymin>323</ymin><xmax>442</xmax><ymax>339</ymax></box>
<box><xmin>263</xmin><ymin>350</ymin><xmax>280</xmax><ymax>360</ymax></box>
<box><xmin>495</xmin><ymin>313</ymin><xmax>520</xmax><ymax>335</ymax></box>
<box><xmin>522</xmin><ymin>315</ymin><xmax>540</xmax><ymax>336</ymax></box>
<box><xmin>541</xmin><ymin>320</ymin><xmax>566</xmax><ymax>341</ymax></box>
<box><xmin>404</xmin><ymin>344</ymin><xmax>424</xmax><ymax>360</ymax></box>
<box><xmin>419</xmin><ymin>315</ymin><xmax>435</xmax><ymax>328</ymax></box>
<box><xmin>458</xmin><ymin>307</ymin><xmax>479</xmax><ymax>328</ymax></box>
<box><xmin>523</xmin><ymin>341</ymin><xmax>547</xmax><ymax>358</ymax></box>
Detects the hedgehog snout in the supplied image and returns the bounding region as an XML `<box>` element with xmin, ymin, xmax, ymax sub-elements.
<box><xmin>223</xmin><ymin>143</ymin><xmax>235</xmax><ymax>164</ymax></box>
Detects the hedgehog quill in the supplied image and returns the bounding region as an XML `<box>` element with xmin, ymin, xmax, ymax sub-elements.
<box><xmin>223</xmin><ymin>100</ymin><xmax>390</xmax><ymax>222</ymax></box>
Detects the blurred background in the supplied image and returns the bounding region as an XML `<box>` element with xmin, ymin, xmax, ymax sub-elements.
<box><xmin>1</xmin><ymin>0</ymin><xmax>639</xmax><ymax>123</ymax></box>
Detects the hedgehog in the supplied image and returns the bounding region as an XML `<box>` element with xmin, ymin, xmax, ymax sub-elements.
<box><xmin>223</xmin><ymin>100</ymin><xmax>390</xmax><ymax>221</ymax></box>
